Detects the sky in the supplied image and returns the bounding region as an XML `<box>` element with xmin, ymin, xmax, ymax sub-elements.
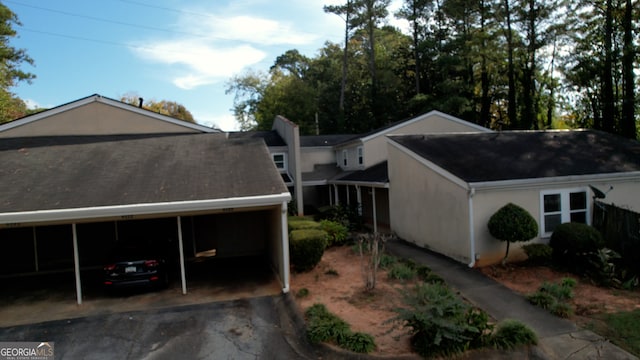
<box><xmin>7</xmin><ymin>0</ymin><xmax>404</xmax><ymax>131</ymax></box>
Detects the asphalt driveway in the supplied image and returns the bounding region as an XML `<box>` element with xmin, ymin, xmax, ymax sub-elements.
<box><xmin>0</xmin><ymin>295</ymin><xmax>314</xmax><ymax>359</ymax></box>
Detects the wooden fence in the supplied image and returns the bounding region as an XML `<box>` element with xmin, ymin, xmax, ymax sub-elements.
<box><xmin>592</xmin><ymin>200</ymin><xmax>640</xmax><ymax>274</ymax></box>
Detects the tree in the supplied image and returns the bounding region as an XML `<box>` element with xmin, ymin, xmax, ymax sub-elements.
<box><xmin>120</xmin><ymin>94</ymin><xmax>196</xmax><ymax>123</ymax></box>
<box><xmin>0</xmin><ymin>2</ymin><xmax>35</xmax><ymax>124</ymax></box>
<box><xmin>324</xmin><ymin>1</ymin><xmax>356</xmax><ymax>115</ymax></box>
<box><xmin>488</xmin><ymin>203</ymin><xmax>538</xmax><ymax>264</ymax></box>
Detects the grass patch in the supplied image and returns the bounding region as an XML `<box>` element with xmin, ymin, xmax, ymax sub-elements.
<box><xmin>588</xmin><ymin>309</ymin><xmax>640</xmax><ymax>356</ymax></box>
<box><xmin>388</xmin><ymin>262</ymin><xmax>415</xmax><ymax>281</ymax></box>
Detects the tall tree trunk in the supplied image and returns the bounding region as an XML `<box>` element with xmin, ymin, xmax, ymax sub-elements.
<box><xmin>522</xmin><ymin>0</ymin><xmax>537</xmax><ymax>130</ymax></box>
<box><xmin>602</xmin><ymin>0</ymin><xmax>615</xmax><ymax>133</ymax></box>
<box><xmin>621</xmin><ymin>0</ymin><xmax>636</xmax><ymax>138</ymax></box>
<box><xmin>480</xmin><ymin>0</ymin><xmax>491</xmax><ymax>127</ymax></box>
<box><xmin>504</xmin><ymin>0</ymin><xmax>517</xmax><ymax>128</ymax></box>
<box><xmin>412</xmin><ymin>1</ymin><xmax>421</xmax><ymax>95</ymax></box>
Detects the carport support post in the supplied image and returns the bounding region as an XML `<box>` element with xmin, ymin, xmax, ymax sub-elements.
<box><xmin>72</xmin><ymin>223</ymin><xmax>82</xmax><ymax>305</ymax></box>
<box><xmin>177</xmin><ymin>216</ymin><xmax>187</xmax><ymax>295</ymax></box>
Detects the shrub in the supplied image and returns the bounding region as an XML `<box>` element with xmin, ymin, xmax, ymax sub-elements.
<box><xmin>379</xmin><ymin>254</ymin><xmax>397</xmax><ymax>269</ymax></box>
<box><xmin>315</xmin><ymin>204</ymin><xmax>363</xmax><ymax>231</ymax></box>
<box><xmin>522</xmin><ymin>243</ymin><xmax>553</xmax><ymax>265</ymax></box>
<box><xmin>490</xmin><ymin>319</ymin><xmax>538</xmax><ymax>350</ymax></box>
<box><xmin>305</xmin><ymin>303</ymin><xmax>376</xmax><ymax>353</ymax></box>
<box><xmin>585</xmin><ymin>248</ymin><xmax>621</xmax><ymax>286</ymax></box>
<box><xmin>488</xmin><ymin>203</ymin><xmax>538</xmax><ymax>264</ymax></box>
<box><xmin>338</xmin><ymin>332</ymin><xmax>376</xmax><ymax>353</ymax></box>
<box><xmin>394</xmin><ymin>283</ymin><xmax>491</xmax><ymax>357</ymax></box>
<box><xmin>388</xmin><ymin>262</ymin><xmax>415</xmax><ymax>281</ymax></box>
<box><xmin>526</xmin><ymin>278</ymin><xmax>576</xmax><ymax>318</ymax></box>
<box><xmin>289</xmin><ymin>229</ymin><xmax>328</xmax><ymax>272</ymax></box>
<box><xmin>549</xmin><ymin>222</ymin><xmax>604</xmax><ymax>272</ymax></box>
<box><xmin>288</xmin><ymin>218</ymin><xmax>321</xmax><ymax>232</ymax></box>
<box><xmin>296</xmin><ymin>288</ymin><xmax>310</xmax><ymax>298</ymax></box>
<box><xmin>319</xmin><ymin>220</ymin><xmax>349</xmax><ymax>247</ymax></box>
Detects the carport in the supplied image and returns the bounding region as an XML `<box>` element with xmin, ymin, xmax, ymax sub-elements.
<box><xmin>0</xmin><ymin>133</ymin><xmax>291</xmax><ymax>304</ymax></box>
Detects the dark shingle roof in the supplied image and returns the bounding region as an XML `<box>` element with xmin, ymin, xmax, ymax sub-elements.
<box><xmin>0</xmin><ymin>133</ymin><xmax>288</xmax><ymax>213</ymax></box>
<box><xmin>228</xmin><ymin>130</ymin><xmax>286</xmax><ymax>147</ymax></box>
<box><xmin>390</xmin><ymin>130</ymin><xmax>640</xmax><ymax>183</ymax></box>
<box><xmin>333</xmin><ymin>161</ymin><xmax>388</xmax><ymax>184</ymax></box>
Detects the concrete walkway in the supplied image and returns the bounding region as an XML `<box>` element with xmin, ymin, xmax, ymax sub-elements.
<box><xmin>386</xmin><ymin>240</ymin><xmax>638</xmax><ymax>360</ymax></box>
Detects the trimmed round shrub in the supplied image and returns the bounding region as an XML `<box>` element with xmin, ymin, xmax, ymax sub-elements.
<box><xmin>289</xmin><ymin>229</ymin><xmax>328</xmax><ymax>272</ymax></box>
<box><xmin>288</xmin><ymin>218</ymin><xmax>321</xmax><ymax>232</ymax></box>
<box><xmin>522</xmin><ymin>243</ymin><xmax>553</xmax><ymax>265</ymax></box>
<box><xmin>549</xmin><ymin>223</ymin><xmax>604</xmax><ymax>270</ymax></box>
<box><xmin>319</xmin><ymin>220</ymin><xmax>349</xmax><ymax>247</ymax></box>
<box><xmin>488</xmin><ymin>203</ymin><xmax>538</xmax><ymax>263</ymax></box>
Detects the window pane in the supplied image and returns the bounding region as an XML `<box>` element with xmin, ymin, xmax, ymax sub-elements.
<box><xmin>544</xmin><ymin>194</ymin><xmax>561</xmax><ymax>212</ymax></box>
<box><xmin>570</xmin><ymin>211</ymin><xmax>586</xmax><ymax>223</ymax></box>
<box><xmin>570</xmin><ymin>192</ymin><xmax>586</xmax><ymax>210</ymax></box>
<box><xmin>544</xmin><ymin>214</ymin><xmax>562</xmax><ymax>233</ymax></box>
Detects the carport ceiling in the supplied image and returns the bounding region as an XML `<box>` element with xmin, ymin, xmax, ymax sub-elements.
<box><xmin>0</xmin><ymin>133</ymin><xmax>290</xmax><ymax>224</ymax></box>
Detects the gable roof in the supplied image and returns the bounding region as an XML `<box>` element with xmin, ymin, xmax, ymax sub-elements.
<box><xmin>301</xmin><ymin>134</ymin><xmax>358</xmax><ymax>147</ymax></box>
<box><xmin>389</xmin><ymin>130</ymin><xmax>640</xmax><ymax>184</ymax></box>
<box><xmin>0</xmin><ymin>133</ymin><xmax>289</xmax><ymax>223</ymax></box>
<box><xmin>336</xmin><ymin>110</ymin><xmax>490</xmax><ymax>147</ymax></box>
<box><xmin>0</xmin><ymin>94</ymin><xmax>218</xmax><ymax>134</ymax></box>
<box><xmin>228</xmin><ymin>130</ymin><xmax>286</xmax><ymax>147</ymax></box>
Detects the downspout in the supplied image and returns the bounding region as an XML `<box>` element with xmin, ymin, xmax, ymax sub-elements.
<box><xmin>468</xmin><ymin>187</ymin><xmax>476</xmax><ymax>268</ymax></box>
<box><xmin>281</xmin><ymin>201</ymin><xmax>290</xmax><ymax>293</ymax></box>
<box><xmin>177</xmin><ymin>216</ymin><xmax>187</xmax><ymax>295</ymax></box>
<box><xmin>72</xmin><ymin>223</ymin><xmax>82</xmax><ymax>305</ymax></box>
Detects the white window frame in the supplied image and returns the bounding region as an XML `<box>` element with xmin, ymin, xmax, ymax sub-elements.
<box><xmin>342</xmin><ymin>149</ymin><xmax>348</xmax><ymax>167</ymax></box>
<box><xmin>539</xmin><ymin>187</ymin><xmax>590</xmax><ymax>237</ymax></box>
<box><xmin>357</xmin><ymin>146</ymin><xmax>363</xmax><ymax>165</ymax></box>
<box><xmin>272</xmin><ymin>152</ymin><xmax>287</xmax><ymax>171</ymax></box>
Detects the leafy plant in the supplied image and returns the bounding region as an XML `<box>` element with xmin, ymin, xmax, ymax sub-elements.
<box><xmin>325</xmin><ymin>268</ymin><xmax>339</xmax><ymax>276</ymax></box>
<box><xmin>296</xmin><ymin>288</ymin><xmax>310</xmax><ymax>298</ymax></box>
<box><xmin>305</xmin><ymin>303</ymin><xmax>376</xmax><ymax>353</ymax></box>
<box><xmin>526</xmin><ymin>278</ymin><xmax>576</xmax><ymax>318</ymax></box>
<box><xmin>379</xmin><ymin>254</ymin><xmax>397</xmax><ymax>269</ymax></box>
<box><xmin>490</xmin><ymin>319</ymin><xmax>538</xmax><ymax>350</ymax></box>
<box><xmin>393</xmin><ymin>283</ymin><xmax>491</xmax><ymax>357</ymax></box>
<box><xmin>522</xmin><ymin>243</ymin><xmax>552</xmax><ymax>265</ymax></box>
<box><xmin>388</xmin><ymin>262</ymin><xmax>416</xmax><ymax>281</ymax></box>
<box><xmin>487</xmin><ymin>203</ymin><xmax>538</xmax><ymax>264</ymax></box>
<box><xmin>585</xmin><ymin>248</ymin><xmax>621</xmax><ymax>286</ymax></box>
<box><xmin>358</xmin><ymin>233</ymin><xmax>395</xmax><ymax>291</ymax></box>
<box><xmin>319</xmin><ymin>219</ymin><xmax>349</xmax><ymax>246</ymax></box>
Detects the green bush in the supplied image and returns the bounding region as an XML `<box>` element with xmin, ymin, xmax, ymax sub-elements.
<box><xmin>490</xmin><ymin>319</ymin><xmax>538</xmax><ymax>350</ymax></box>
<box><xmin>289</xmin><ymin>229</ymin><xmax>328</xmax><ymax>272</ymax></box>
<box><xmin>549</xmin><ymin>222</ymin><xmax>604</xmax><ymax>271</ymax></box>
<box><xmin>526</xmin><ymin>278</ymin><xmax>576</xmax><ymax>318</ymax></box>
<box><xmin>379</xmin><ymin>254</ymin><xmax>397</xmax><ymax>269</ymax></box>
<box><xmin>338</xmin><ymin>332</ymin><xmax>376</xmax><ymax>353</ymax></box>
<box><xmin>488</xmin><ymin>203</ymin><xmax>538</xmax><ymax>263</ymax></box>
<box><xmin>319</xmin><ymin>220</ymin><xmax>349</xmax><ymax>247</ymax></box>
<box><xmin>388</xmin><ymin>262</ymin><xmax>415</xmax><ymax>281</ymax></box>
<box><xmin>288</xmin><ymin>218</ymin><xmax>321</xmax><ymax>232</ymax></box>
<box><xmin>394</xmin><ymin>283</ymin><xmax>491</xmax><ymax>357</ymax></box>
<box><xmin>296</xmin><ymin>288</ymin><xmax>310</xmax><ymax>298</ymax></box>
<box><xmin>305</xmin><ymin>303</ymin><xmax>376</xmax><ymax>353</ymax></box>
<box><xmin>522</xmin><ymin>243</ymin><xmax>553</xmax><ymax>265</ymax></box>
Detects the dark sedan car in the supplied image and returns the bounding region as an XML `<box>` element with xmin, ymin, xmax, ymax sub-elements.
<box><xmin>103</xmin><ymin>246</ymin><xmax>169</xmax><ymax>290</ymax></box>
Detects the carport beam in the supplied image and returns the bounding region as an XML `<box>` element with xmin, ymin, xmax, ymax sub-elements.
<box><xmin>177</xmin><ymin>216</ymin><xmax>187</xmax><ymax>295</ymax></box>
<box><xmin>72</xmin><ymin>223</ymin><xmax>82</xmax><ymax>305</ymax></box>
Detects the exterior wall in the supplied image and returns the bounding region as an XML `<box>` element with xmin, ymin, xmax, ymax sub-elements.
<box><xmin>0</xmin><ymin>102</ymin><xmax>202</xmax><ymax>137</ymax></box>
<box><xmin>471</xmin><ymin>177</ymin><xmax>640</xmax><ymax>267</ymax></box>
<box><xmin>334</xmin><ymin>143</ymin><xmax>363</xmax><ymax>171</ymax></box>
<box><xmin>272</xmin><ymin>116</ymin><xmax>303</xmax><ymax>214</ymax></box>
<box><xmin>300</xmin><ymin>147</ymin><xmax>335</xmax><ymax>173</ymax></box>
<box><xmin>388</xmin><ymin>145</ymin><xmax>472</xmax><ymax>264</ymax></box>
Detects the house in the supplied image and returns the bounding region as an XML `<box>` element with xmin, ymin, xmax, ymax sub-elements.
<box><xmin>387</xmin><ymin>130</ymin><xmax>640</xmax><ymax>267</ymax></box>
<box><xmin>314</xmin><ymin>110</ymin><xmax>491</xmax><ymax>231</ymax></box>
<box><xmin>0</xmin><ymin>95</ymin><xmax>292</xmax><ymax>304</ymax></box>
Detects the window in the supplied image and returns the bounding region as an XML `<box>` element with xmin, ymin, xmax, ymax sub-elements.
<box><xmin>272</xmin><ymin>153</ymin><xmax>286</xmax><ymax>170</ymax></box>
<box><xmin>357</xmin><ymin>146</ymin><xmax>363</xmax><ymax>165</ymax></box>
<box><xmin>540</xmin><ymin>188</ymin><xmax>588</xmax><ymax>236</ymax></box>
<box><xmin>342</xmin><ymin>150</ymin><xmax>348</xmax><ymax>167</ymax></box>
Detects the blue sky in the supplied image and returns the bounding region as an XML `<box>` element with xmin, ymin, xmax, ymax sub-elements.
<box><xmin>7</xmin><ymin>0</ymin><xmax>403</xmax><ymax>131</ymax></box>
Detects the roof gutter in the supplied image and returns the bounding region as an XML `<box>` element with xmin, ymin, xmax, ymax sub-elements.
<box><xmin>468</xmin><ymin>171</ymin><xmax>640</xmax><ymax>191</ymax></box>
<box><xmin>0</xmin><ymin>192</ymin><xmax>292</xmax><ymax>226</ymax></box>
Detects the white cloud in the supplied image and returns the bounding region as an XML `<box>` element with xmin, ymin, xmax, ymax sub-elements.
<box><xmin>195</xmin><ymin>111</ymin><xmax>239</xmax><ymax>131</ymax></box>
<box><xmin>132</xmin><ymin>41</ymin><xmax>266</xmax><ymax>89</ymax></box>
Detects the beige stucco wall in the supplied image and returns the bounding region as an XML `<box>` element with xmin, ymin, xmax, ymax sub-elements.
<box><xmin>0</xmin><ymin>102</ymin><xmax>202</xmax><ymax>137</ymax></box>
<box><xmin>300</xmin><ymin>147</ymin><xmax>335</xmax><ymax>172</ymax></box>
<box><xmin>388</xmin><ymin>144</ymin><xmax>472</xmax><ymax>264</ymax></box>
<box><xmin>469</xmin><ymin>177</ymin><xmax>640</xmax><ymax>267</ymax></box>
